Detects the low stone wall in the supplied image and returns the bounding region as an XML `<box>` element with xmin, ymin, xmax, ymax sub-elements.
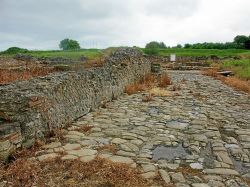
<box><xmin>147</xmin><ymin>55</ymin><xmax>240</xmax><ymax>64</ymax></box>
<box><xmin>0</xmin><ymin>48</ymin><xmax>151</xmax><ymax>161</ymax></box>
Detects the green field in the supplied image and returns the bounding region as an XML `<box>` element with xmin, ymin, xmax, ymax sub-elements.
<box><xmin>141</xmin><ymin>48</ymin><xmax>250</xmax><ymax>57</ymax></box>
<box><xmin>0</xmin><ymin>49</ymin><xmax>102</xmax><ymax>60</ymax></box>
<box><xmin>2</xmin><ymin>47</ymin><xmax>250</xmax><ymax>59</ymax></box>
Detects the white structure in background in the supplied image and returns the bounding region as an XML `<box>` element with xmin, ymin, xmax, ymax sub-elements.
<box><xmin>170</xmin><ymin>54</ymin><xmax>176</xmax><ymax>62</ymax></box>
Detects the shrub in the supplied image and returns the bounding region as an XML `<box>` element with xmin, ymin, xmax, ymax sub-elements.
<box><xmin>158</xmin><ymin>73</ymin><xmax>171</xmax><ymax>87</ymax></box>
<box><xmin>144</xmin><ymin>48</ymin><xmax>158</xmax><ymax>55</ymax></box>
<box><xmin>125</xmin><ymin>73</ymin><xmax>172</xmax><ymax>95</ymax></box>
<box><xmin>3</xmin><ymin>47</ymin><xmax>29</xmax><ymax>54</ymax></box>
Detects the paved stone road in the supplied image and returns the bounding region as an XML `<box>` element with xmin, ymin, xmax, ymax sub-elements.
<box><xmin>34</xmin><ymin>71</ymin><xmax>250</xmax><ymax>187</ymax></box>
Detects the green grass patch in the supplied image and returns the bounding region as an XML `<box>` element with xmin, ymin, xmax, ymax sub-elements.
<box><xmin>0</xmin><ymin>49</ymin><xmax>102</xmax><ymax>60</ymax></box>
<box><xmin>141</xmin><ymin>48</ymin><xmax>250</xmax><ymax>57</ymax></box>
<box><xmin>221</xmin><ymin>59</ymin><xmax>250</xmax><ymax>80</ymax></box>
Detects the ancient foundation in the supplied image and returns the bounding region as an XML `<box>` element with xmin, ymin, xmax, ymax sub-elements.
<box><xmin>0</xmin><ymin>48</ymin><xmax>151</xmax><ymax>161</ymax></box>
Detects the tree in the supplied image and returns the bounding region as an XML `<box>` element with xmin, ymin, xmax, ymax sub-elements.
<box><xmin>233</xmin><ymin>35</ymin><xmax>249</xmax><ymax>49</ymax></box>
<box><xmin>59</xmin><ymin>38</ymin><xmax>80</xmax><ymax>50</ymax></box>
<box><xmin>145</xmin><ymin>41</ymin><xmax>166</xmax><ymax>49</ymax></box>
<box><xmin>234</xmin><ymin>35</ymin><xmax>249</xmax><ymax>45</ymax></box>
<box><xmin>176</xmin><ymin>44</ymin><xmax>182</xmax><ymax>48</ymax></box>
<box><xmin>159</xmin><ymin>42</ymin><xmax>167</xmax><ymax>48</ymax></box>
<box><xmin>184</xmin><ymin>44</ymin><xmax>191</xmax><ymax>48</ymax></box>
<box><xmin>245</xmin><ymin>37</ymin><xmax>250</xmax><ymax>49</ymax></box>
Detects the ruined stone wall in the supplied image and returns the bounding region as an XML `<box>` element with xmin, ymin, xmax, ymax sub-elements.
<box><xmin>0</xmin><ymin>48</ymin><xmax>151</xmax><ymax>161</ymax></box>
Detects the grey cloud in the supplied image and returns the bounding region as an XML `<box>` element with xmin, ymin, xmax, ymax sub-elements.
<box><xmin>143</xmin><ymin>0</ymin><xmax>200</xmax><ymax>18</ymax></box>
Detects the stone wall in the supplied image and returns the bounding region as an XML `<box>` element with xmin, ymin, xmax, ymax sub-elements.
<box><xmin>0</xmin><ymin>47</ymin><xmax>151</xmax><ymax>161</ymax></box>
<box><xmin>147</xmin><ymin>55</ymin><xmax>239</xmax><ymax>64</ymax></box>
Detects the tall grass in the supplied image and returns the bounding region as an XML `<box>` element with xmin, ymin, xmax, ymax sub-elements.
<box><xmin>221</xmin><ymin>59</ymin><xmax>250</xmax><ymax>80</ymax></box>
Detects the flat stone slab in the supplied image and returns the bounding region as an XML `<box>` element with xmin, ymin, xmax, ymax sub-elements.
<box><xmin>80</xmin><ymin>155</ymin><xmax>96</xmax><ymax>162</ymax></box>
<box><xmin>42</xmin><ymin>142</ymin><xmax>62</xmax><ymax>149</ymax></box>
<box><xmin>171</xmin><ymin>172</ymin><xmax>186</xmax><ymax>183</ymax></box>
<box><xmin>108</xmin><ymin>155</ymin><xmax>134</xmax><ymax>165</ymax></box>
<box><xmin>190</xmin><ymin>163</ymin><xmax>203</xmax><ymax>170</ymax></box>
<box><xmin>61</xmin><ymin>155</ymin><xmax>78</xmax><ymax>160</ymax></box>
<box><xmin>192</xmin><ymin>183</ymin><xmax>210</xmax><ymax>187</ymax></box>
<box><xmin>203</xmin><ymin>168</ymin><xmax>239</xmax><ymax>176</ymax></box>
<box><xmin>141</xmin><ymin>171</ymin><xmax>157</xmax><ymax>179</ymax></box>
<box><xmin>67</xmin><ymin>149</ymin><xmax>97</xmax><ymax>157</ymax></box>
<box><xmin>63</xmin><ymin>143</ymin><xmax>81</xmax><ymax>151</ymax></box>
<box><xmin>37</xmin><ymin>153</ymin><xmax>59</xmax><ymax>161</ymax></box>
<box><xmin>159</xmin><ymin>169</ymin><xmax>171</xmax><ymax>184</ymax></box>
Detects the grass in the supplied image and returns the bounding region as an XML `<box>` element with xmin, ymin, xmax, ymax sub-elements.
<box><xmin>141</xmin><ymin>48</ymin><xmax>250</xmax><ymax>57</ymax></box>
<box><xmin>0</xmin><ymin>49</ymin><xmax>102</xmax><ymax>60</ymax></box>
<box><xmin>220</xmin><ymin>59</ymin><xmax>250</xmax><ymax>80</ymax></box>
<box><xmin>203</xmin><ymin>68</ymin><xmax>250</xmax><ymax>94</ymax></box>
<box><xmin>125</xmin><ymin>73</ymin><xmax>172</xmax><ymax>95</ymax></box>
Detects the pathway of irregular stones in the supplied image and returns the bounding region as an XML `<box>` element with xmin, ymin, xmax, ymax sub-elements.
<box><xmin>34</xmin><ymin>71</ymin><xmax>250</xmax><ymax>187</ymax></box>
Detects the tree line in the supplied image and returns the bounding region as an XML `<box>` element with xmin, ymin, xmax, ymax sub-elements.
<box><xmin>145</xmin><ymin>35</ymin><xmax>250</xmax><ymax>50</ymax></box>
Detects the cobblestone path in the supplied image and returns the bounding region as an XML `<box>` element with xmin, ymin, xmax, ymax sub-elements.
<box><xmin>35</xmin><ymin>71</ymin><xmax>250</xmax><ymax>187</ymax></box>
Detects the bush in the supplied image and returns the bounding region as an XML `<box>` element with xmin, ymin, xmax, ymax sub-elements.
<box><xmin>3</xmin><ymin>47</ymin><xmax>29</xmax><ymax>54</ymax></box>
<box><xmin>144</xmin><ymin>48</ymin><xmax>158</xmax><ymax>55</ymax></box>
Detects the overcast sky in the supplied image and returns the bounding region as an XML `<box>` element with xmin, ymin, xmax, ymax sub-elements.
<box><xmin>1</xmin><ymin>0</ymin><xmax>250</xmax><ymax>50</ymax></box>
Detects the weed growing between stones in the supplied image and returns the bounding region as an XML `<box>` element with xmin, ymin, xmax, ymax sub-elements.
<box><xmin>82</xmin><ymin>58</ymin><xmax>104</xmax><ymax>69</ymax></box>
<box><xmin>97</xmin><ymin>144</ymin><xmax>118</xmax><ymax>154</ymax></box>
<box><xmin>142</xmin><ymin>94</ymin><xmax>154</xmax><ymax>102</ymax></box>
<box><xmin>125</xmin><ymin>73</ymin><xmax>172</xmax><ymax>95</ymax></box>
<box><xmin>203</xmin><ymin>68</ymin><xmax>250</xmax><ymax>94</ymax></box>
<box><xmin>158</xmin><ymin>73</ymin><xmax>172</xmax><ymax>88</ymax></box>
<box><xmin>45</xmin><ymin>128</ymin><xmax>67</xmax><ymax>142</ymax></box>
<box><xmin>149</xmin><ymin>88</ymin><xmax>170</xmax><ymax>97</ymax></box>
<box><xmin>78</xmin><ymin>125</ymin><xmax>94</xmax><ymax>134</ymax></box>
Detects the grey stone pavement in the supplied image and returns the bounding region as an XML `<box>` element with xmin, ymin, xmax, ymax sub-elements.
<box><xmin>32</xmin><ymin>71</ymin><xmax>250</xmax><ymax>187</ymax></box>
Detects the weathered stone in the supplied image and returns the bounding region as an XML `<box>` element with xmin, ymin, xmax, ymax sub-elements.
<box><xmin>62</xmin><ymin>143</ymin><xmax>81</xmax><ymax>151</ymax></box>
<box><xmin>37</xmin><ymin>153</ymin><xmax>59</xmax><ymax>161</ymax></box>
<box><xmin>80</xmin><ymin>140</ymin><xmax>97</xmax><ymax>146</ymax></box>
<box><xmin>159</xmin><ymin>169</ymin><xmax>171</xmax><ymax>184</ymax></box>
<box><xmin>61</xmin><ymin>155</ymin><xmax>78</xmax><ymax>160</ymax></box>
<box><xmin>203</xmin><ymin>168</ymin><xmax>239</xmax><ymax>176</ymax></box>
<box><xmin>111</xmin><ymin>138</ymin><xmax>127</xmax><ymax>144</ymax></box>
<box><xmin>108</xmin><ymin>156</ymin><xmax>134</xmax><ymax>165</ymax></box>
<box><xmin>0</xmin><ymin>47</ymin><xmax>151</xmax><ymax>161</ymax></box>
<box><xmin>191</xmin><ymin>184</ymin><xmax>210</xmax><ymax>187</ymax></box>
<box><xmin>141</xmin><ymin>172</ymin><xmax>156</xmax><ymax>179</ymax></box>
<box><xmin>176</xmin><ymin>183</ymin><xmax>190</xmax><ymax>187</ymax></box>
<box><xmin>171</xmin><ymin>172</ymin><xmax>186</xmax><ymax>183</ymax></box>
<box><xmin>116</xmin><ymin>150</ymin><xmax>136</xmax><ymax>157</ymax></box>
<box><xmin>207</xmin><ymin>180</ymin><xmax>225</xmax><ymax>187</ymax></box>
<box><xmin>141</xmin><ymin>164</ymin><xmax>156</xmax><ymax>172</ymax></box>
<box><xmin>190</xmin><ymin>163</ymin><xmax>203</xmax><ymax>170</ymax></box>
<box><xmin>67</xmin><ymin>149</ymin><xmax>97</xmax><ymax>157</ymax></box>
<box><xmin>80</xmin><ymin>155</ymin><xmax>96</xmax><ymax>162</ymax></box>
<box><xmin>42</xmin><ymin>142</ymin><xmax>62</xmax><ymax>149</ymax></box>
